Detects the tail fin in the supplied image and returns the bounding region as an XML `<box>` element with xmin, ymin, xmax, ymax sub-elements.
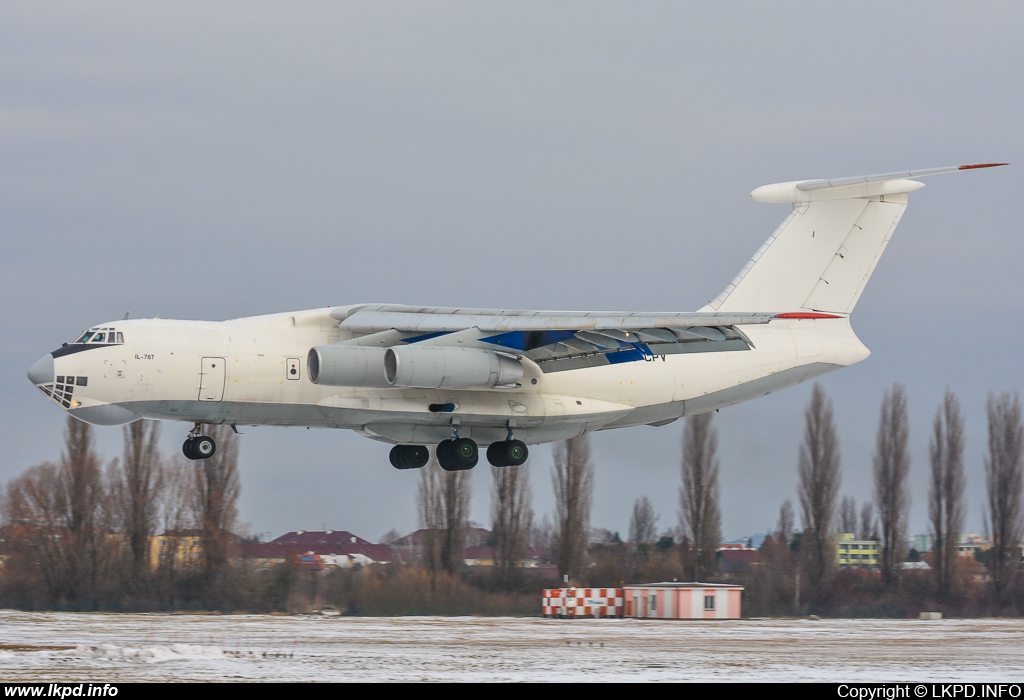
<box><xmin>706</xmin><ymin>164</ymin><xmax>1007</xmax><ymax>315</ymax></box>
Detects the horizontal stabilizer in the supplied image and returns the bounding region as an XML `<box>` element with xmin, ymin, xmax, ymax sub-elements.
<box><xmin>751</xmin><ymin>163</ymin><xmax>1007</xmax><ymax>204</ymax></box>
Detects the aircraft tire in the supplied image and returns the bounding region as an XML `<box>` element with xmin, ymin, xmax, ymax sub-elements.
<box><xmin>452</xmin><ymin>438</ymin><xmax>478</xmax><ymax>470</ymax></box>
<box><xmin>436</xmin><ymin>439</ymin><xmax>459</xmax><ymax>471</ymax></box>
<box><xmin>389</xmin><ymin>445</ymin><xmax>405</xmax><ymax>469</ymax></box>
<box><xmin>404</xmin><ymin>445</ymin><xmax>429</xmax><ymax>469</ymax></box>
<box><xmin>503</xmin><ymin>440</ymin><xmax>529</xmax><ymax>467</ymax></box>
<box><xmin>192</xmin><ymin>435</ymin><xmax>216</xmax><ymax>460</ymax></box>
<box><xmin>486</xmin><ymin>442</ymin><xmax>508</xmax><ymax>468</ymax></box>
<box><xmin>182</xmin><ymin>439</ymin><xmax>196</xmax><ymax>460</ymax></box>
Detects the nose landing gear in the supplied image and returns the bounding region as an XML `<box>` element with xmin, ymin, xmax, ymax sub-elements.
<box><xmin>182</xmin><ymin>424</ymin><xmax>216</xmax><ymax>461</ymax></box>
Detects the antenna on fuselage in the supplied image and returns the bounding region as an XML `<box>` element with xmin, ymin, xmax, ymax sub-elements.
<box><xmin>123</xmin><ymin>311</ymin><xmax>133</xmax><ymax>320</ymax></box>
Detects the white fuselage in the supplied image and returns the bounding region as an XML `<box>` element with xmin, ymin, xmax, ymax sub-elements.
<box><xmin>31</xmin><ymin>307</ymin><xmax>869</xmax><ymax>446</ymax></box>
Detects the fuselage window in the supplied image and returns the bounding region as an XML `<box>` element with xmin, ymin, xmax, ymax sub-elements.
<box><xmin>116</xmin><ymin>332</ymin><xmax>124</xmax><ymax>344</ymax></box>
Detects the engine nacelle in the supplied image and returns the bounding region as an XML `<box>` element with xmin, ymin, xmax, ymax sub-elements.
<box><xmin>307</xmin><ymin>345</ymin><xmax>389</xmax><ymax>387</ymax></box>
<box><xmin>384</xmin><ymin>346</ymin><xmax>523</xmax><ymax>389</ymax></box>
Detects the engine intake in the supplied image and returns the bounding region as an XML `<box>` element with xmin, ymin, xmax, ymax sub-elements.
<box><xmin>384</xmin><ymin>346</ymin><xmax>523</xmax><ymax>389</ymax></box>
<box><xmin>307</xmin><ymin>345</ymin><xmax>389</xmax><ymax>387</ymax></box>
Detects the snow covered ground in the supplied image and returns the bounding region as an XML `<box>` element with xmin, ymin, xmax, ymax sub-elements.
<box><xmin>1</xmin><ymin>611</ymin><xmax>1022</xmax><ymax>682</ymax></box>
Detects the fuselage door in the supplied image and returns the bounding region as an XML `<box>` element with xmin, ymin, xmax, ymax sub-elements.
<box><xmin>199</xmin><ymin>357</ymin><xmax>226</xmax><ymax>402</ymax></box>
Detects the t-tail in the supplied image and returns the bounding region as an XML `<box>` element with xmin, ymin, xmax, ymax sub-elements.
<box><xmin>705</xmin><ymin>163</ymin><xmax>1008</xmax><ymax>315</ymax></box>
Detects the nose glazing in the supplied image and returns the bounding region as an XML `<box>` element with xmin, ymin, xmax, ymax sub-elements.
<box><xmin>27</xmin><ymin>354</ymin><xmax>54</xmax><ymax>386</ymax></box>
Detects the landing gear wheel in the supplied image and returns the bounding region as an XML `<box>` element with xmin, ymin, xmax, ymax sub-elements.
<box><xmin>191</xmin><ymin>435</ymin><xmax>216</xmax><ymax>460</ymax></box>
<box><xmin>452</xmin><ymin>437</ymin><xmax>478</xmax><ymax>470</ymax></box>
<box><xmin>390</xmin><ymin>445</ymin><xmax>429</xmax><ymax>470</ymax></box>
<box><xmin>503</xmin><ymin>439</ymin><xmax>528</xmax><ymax>467</ymax></box>
<box><xmin>182</xmin><ymin>439</ymin><xmax>196</xmax><ymax>460</ymax></box>
<box><xmin>437</xmin><ymin>438</ymin><xmax>477</xmax><ymax>471</ymax></box>
<box><xmin>486</xmin><ymin>442</ymin><xmax>508</xmax><ymax>467</ymax></box>
<box><xmin>436</xmin><ymin>439</ymin><xmax>458</xmax><ymax>471</ymax></box>
<box><xmin>486</xmin><ymin>440</ymin><xmax>529</xmax><ymax>467</ymax></box>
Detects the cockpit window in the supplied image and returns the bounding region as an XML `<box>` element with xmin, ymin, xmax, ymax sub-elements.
<box><xmin>70</xmin><ymin>328</ymin><xmax>124</xmax><ymax>345</ymax></box>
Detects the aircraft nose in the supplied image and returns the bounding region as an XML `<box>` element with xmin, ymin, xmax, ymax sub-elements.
<box><xmin>27</xmin><ymin>354</ymin><xmax>54</xmax><ymax>386</ymax></box>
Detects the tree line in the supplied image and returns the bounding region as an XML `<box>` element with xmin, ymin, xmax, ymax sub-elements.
<box><xmin>0</xmin><ymin>419</ymin><xmax>248</xmax><ymax>610</ymax></box>
<box><xmin>1</xmin><ymin>382</ymin><xmax>1021</xmax><ymax>616</ymax></box>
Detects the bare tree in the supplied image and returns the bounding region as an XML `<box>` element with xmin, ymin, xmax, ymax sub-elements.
<box><xmin>859</xmin><ymin>501</ymin><xmax>876</xmax><ymax>541</ymax></box>
<box><xmin>112</xmin><ymin>420</ymin><xmax>163</xmax><ymax>580</ymax></box>
<box><xmin>491</xmin><ymin>463</ymin><xmax>533</xmax><ymax>588</ymax></box>
<box><xmin>874</xmin><ymin>383</ymin><xmax>911</xmax><ymax>586</ymax></box>
<box><xmin>839</xmin><ymin>496</ymin><xmax>857</xmax><ymax>535</ymax></box>
<box><xmin>776</xmin><ymin>499</ymin><xmax>794</xmax><ymax>547</ymax></box>
<box><xmin>191</xmin><ymin>425</ymin><xmax>241</xmax><ymax>582</ymax></box>
<box><xmin>680</xmin><ymin>413</ymin><xmax>722</xmax><ymax>581</ymax></box>
<box><xmin>417</xmin><ymin>456</ymin><xmax>443</xmax><ymax>574</ymax></box>
<box><xmin>929</xmin><ymin>389</ymin><xmax>966</xmax><ymax>599</ymax></box>
<box><xmin>153</xmin><ymin>456</ymin><xmax>196</xmax><ymax>586</ymax></box>
<box><xmin>1</xmin><ymin>417</ymin><xmax>111</xmax><ymax>604</ymax></box>
<box><xmin>552</xmin><ymin>435</ymin><xmax>594</xmax><ymax>581</ymax></box>
<box><xmin>2</xmin><ymin>462</ymin><xmax>68</xmax><ymax>601</ymax></box>
<box><xmin>629</xmin><ymin>496</ymin><xmax>659</xmax><ymax>547</ymax></box>
<box><xmin>797</xmin><ymin>383</ymin><xmax>841</xmax><ymax>590</ymax></box>
<box><xmin>984</xmin><ymin>392</ymin><xmax>1024</xmax><ymax>602</ymax></box>
<box><xmin>417</xmin><ymin>454</ymin><xmax>471</xmax><ymax>576</ymax></box>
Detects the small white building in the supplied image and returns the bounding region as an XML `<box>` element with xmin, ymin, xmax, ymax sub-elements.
<box><xmin>623</xmin><ymin>582</ymin><xmax>744</xmax><ymax>620</ymax></box>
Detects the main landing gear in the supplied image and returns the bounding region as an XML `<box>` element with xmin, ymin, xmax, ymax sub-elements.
<box><xmin>486</xmin><ymin>439</ymin><xmax>529</xmax><ymax>467</ymax></box>
<box><xmin>182</xmin><ymin>424</ymin><xmax>216</xmax><ymax>461</ymax></box>
<box><xmin>387</xmin><ymin>425</ymin><xmax>529</xmax><ymax>471</ymax></box>
<box><xmin>389</xmin><ymin>444</ymin><xmax>430</xmax><ymax>470</ymax></box>
<box><xmin>436</xmin><ymin>437</ymin><xmax>479</xmax><ymax>471</ymax></box>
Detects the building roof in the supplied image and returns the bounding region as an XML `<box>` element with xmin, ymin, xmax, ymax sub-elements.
<box><xmin>270</xmin><ymin>530</ymin><xmax>372</xmax><ymax>547</ymax></box>
<box><xmin>265</xmin><ymin>530</ymin><xmax>393</xmax><ymax>564</ymax></box>
<box><xmin>624</xmin><ymin>582</ymin><xmax>745</xmax><ymax>589</ymax></box>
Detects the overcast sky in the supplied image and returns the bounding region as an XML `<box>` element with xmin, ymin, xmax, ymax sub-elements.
<box><xmin>3</xmin><ymin>2</ymin><xmax>1021</xmax><ymax>543</ymax></box>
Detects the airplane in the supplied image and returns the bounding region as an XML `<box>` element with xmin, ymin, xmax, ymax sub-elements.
<box><xmin>27</xmin><ymin>163</ymin><xmax>1006</xmax><ymax>471</ymax></box>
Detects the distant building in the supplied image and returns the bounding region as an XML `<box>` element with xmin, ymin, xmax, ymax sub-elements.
<box><xmin>543</xmin><ymin>588</ymin><xmax>623</xmax><ymax>618</ymax></box>
<box><xmin>150</xmin><ymin>530</ymin><xmax>206</xmax><ymax>570</ymax></box>
<box><xmin>267</xmin><ymin>530</ymin><xmax>393</xmax><ymax>568</ymax></box>
<box><xmin>836</xmin><ymin>533</ymin><xmax>880</xmax><ymax>568</ymax></box>
<box><xmin>956</xmin><ymin>534</ymin><xmax>992</xmax><ymax>559</ymax></box>
<box><xmin>623</xmin><ymin>583</ymin><xmax>744</xmax><ymax>620</ymax></box>
<box><xmin>240</xmin><ymin>543</ymin><xmax>289</xmax><ymax>571</ymax></box>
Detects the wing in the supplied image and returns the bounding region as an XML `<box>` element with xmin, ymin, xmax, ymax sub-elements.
<box><xmin>327</xmin><ymin>305</ymin><xmax>786</xmax><ymax>373</ymax></box>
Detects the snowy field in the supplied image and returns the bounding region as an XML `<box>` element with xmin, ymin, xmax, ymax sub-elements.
<box><xmin>1</xmin><ymin>611</ymin><xmax>1023</xmax><ymax>682</ymax></box>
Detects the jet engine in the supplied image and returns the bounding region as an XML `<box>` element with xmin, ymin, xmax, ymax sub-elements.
<box><xmin>384</xmin><ymin>346</ymin><xmax>523</xmax><ymax>389</ymax></box>
<box><xmin>307</xmin><ymin>345</ymin><xmax>390</xmax><ymax>387</ymax></box>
